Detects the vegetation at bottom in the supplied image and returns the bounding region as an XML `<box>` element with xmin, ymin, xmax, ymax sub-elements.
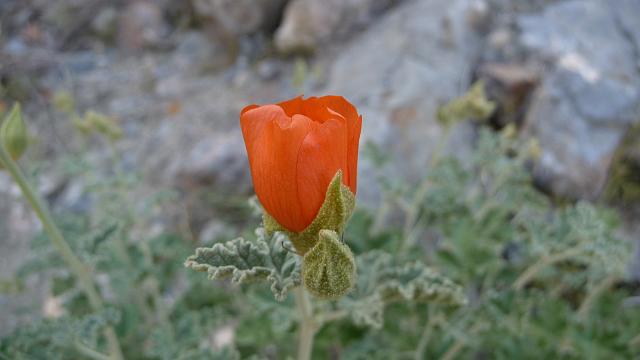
<box><xmin>1</xmin><ymin>94</ymin><xmax>639</xmax><ymax>359</ymax></box>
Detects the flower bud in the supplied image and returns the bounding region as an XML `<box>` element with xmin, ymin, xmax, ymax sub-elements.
<box><xmin>0</xmin><ymin>103</ymin><xmax>28</xmax><ymax>167</ymax></box>
<box><xmin>241</xmin><ymin>95</ymin><xmax>362</xmax><ymax>235</ymax></box>
<box><xmin>302</xmin><ymin>229</ymin><xmax>356</xmax><ymax>300</ymax></box>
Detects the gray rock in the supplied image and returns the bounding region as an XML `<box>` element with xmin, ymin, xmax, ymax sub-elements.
<box><xmin>91</xmin><ymin>6</ymin><xmax>118</xmax><ymax>42</ymax></box>
<box><xmin>518</xmin><ymin>0</ymin><xmax>640</xmax><ymax>199</ymax></box>
<box><xmin>173</xmin><ymin>131</ymin><xmax>251</xmax><ymax>192</ymax></box>
<box><xmin>191</xmin><ymin>0</ymin><xmax>288</xmax><ymax>37</ymax></box>
<box><xmin>274</xmin><ymin>0</ymin><xmax>402</xmax><ymax>54</ymax></box>
<box><xmin>117</xmin><ymin>0</ymin><xmax>169</xmax><ymax>50</ymax></box>
<box><xmin>171</xmin><ymin>31</ymin><xmax>231</xmax><ymax>74</ymax></box>
<box><xmin>322</xmin><ymin>0</ymin><xmax>485</xmax><ymax>204</ymax></box>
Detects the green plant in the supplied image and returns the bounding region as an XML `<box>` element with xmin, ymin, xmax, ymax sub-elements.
<box><xmin>1</xmin><ymin>84</ymin><xmax>638</xmax><ymax>360</ymax></box>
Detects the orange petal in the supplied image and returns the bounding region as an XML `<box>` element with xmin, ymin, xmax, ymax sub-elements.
<box><xmin>279</xmin><ymin>96</ymin><xmax>338</xmax><ymax>124</ymax></box>
<box><xmin>241</xmin><ymin>105</ymin><xmax>317</xmax><ymax>231</ymax></box>
<box><xmin>318</xmin><ymin>96</ymin><xmax>362</xmax><ymax>193</ymax></box>
<box><xmin>278</xmin><ymin>96</ymin><xmax>303</xmax><ymax>117</ymax></box>
<box><xmin>296</xmin><ymin>118</ymin><xmax>349</xmax><ymax>226</ymax></box>
<box><xmin>240</xmin><ymin>105</ymin><xmax>284</xmax><ymax>167</ymax></box>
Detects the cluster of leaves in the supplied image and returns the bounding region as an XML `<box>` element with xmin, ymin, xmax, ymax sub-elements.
<box><xmin>356</xmin><ymin>127</ymin><xmax>639</xmax><ymax>358</ymax></box>
<box><xmin>2</xmin><ymin>98</ymin><xmax>639</xmax><ymax>359</ymax></box>
<box><xmin>0</xmin><ymin>125</ymin><xmax>243</xmax><ymax>359</ymax></box>
<box><xmin>182</xmin><ymin>124</ymin><xmax>639</xmax><ymax>358</ymax></box>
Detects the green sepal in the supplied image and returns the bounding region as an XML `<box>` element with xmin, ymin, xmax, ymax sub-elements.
<box><xmin>0</xmin><ymin>103</ymin><xmax>28</xmax><ymax>168</ymax></box>
<box><xmin>264</xmin><ymin>170</ymin><xmax>355</xmax><ymax>255</ymax></box>
<box><xmin>301</xmin><ymin>229</ymin><xmax>356</xmax><ymax>300</ymax></box>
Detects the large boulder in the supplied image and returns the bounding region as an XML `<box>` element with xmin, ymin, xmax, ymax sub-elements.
<box><xmin>192</xmin><ymin>0</ymin><xmax>288</xmax><ymax>37</ymax></box>
<box><xmin>322</xmin><ymin>0</ymin><xmax>489</xmax><ymax>203</ymax></box>
<box><xmin>518</xmin><ymin>0</ymin><xmax>640</xmax><ymax>199</ymax></box>
<box><xmin>274</xmin><ymin>0</ymin><xmax>403</xmax><ymax>54</ymax></box>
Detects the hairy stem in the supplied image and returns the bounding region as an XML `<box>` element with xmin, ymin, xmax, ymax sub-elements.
<box><xmin>74</xmin><ymin>341</ymin><xmax>111</xmax><ymax>360</ymax></box>
<box><xmin>440</xmin><ymin>322</ymin><xmax>482</xmax><ymax>360</ymax></box>
<box><xmin>318</xmin><ymin>309</ymin><xmax>348</xmax><ymax>326</ymax></box>
<box><xmin>577</xmin><ymin>275</ymin><xmax>617</xmax><ymax>319</ymax></box>
<box><xmin>415</xmin><ymin>307</ymin><xmax>440</xmax><ymax>360</ymax></box>
<box><xmin>513</xmin><ymin>248</ymin><xmax>582</xmax><ymax>291</ymax></box>
<box><xmin>0</xmin><ymin>144</ymin><xmax>124</xmax><ymax>360</ymax></box>
<box><xmin>294</xmin><ymin>286</ymin><xmax>316</xmax><ymax>360</ymax></box>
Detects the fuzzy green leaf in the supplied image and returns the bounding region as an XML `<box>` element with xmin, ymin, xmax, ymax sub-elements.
<box><xmin>342</xmin><ymin>251</ymin><xmax>467</xmax><ymax>328</ymax></box>
<box><xmin>437</xmin><ymin>80</ymin><xmax>496</xmax><ymax>126</ymax></box>
<box><xmin>184</xmin><ymin>228</ymin><xmax>301</xmax><ymax>301</ymax></box>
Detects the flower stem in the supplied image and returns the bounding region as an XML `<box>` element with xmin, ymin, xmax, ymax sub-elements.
<box><xmin>513</xmin><ymin>248</ymin><xmax>582</xmax><ymax>291</ymax></box>
<box><xmin>0</xmin><ymin>143</ymin><xmax>124</xmax><ymax>360</ymax></box>
<box><xmin>415</xmin><ymin>307</ymin><xmax>440</xmax><ymax>360</ymax></box>
<box><xmin>294</xmin><ymin>286</ymin><xmax>316</xmax><ymax>360</ymax></box>
<box><xmin>577</xmin><ymin>275</ymin><xmax>617</xmax><ymax>319</ymax></box>
<box><xmin>74</xmin><ymin>340</ymin><xmax>111</xmax><ymax>360</ymax></box>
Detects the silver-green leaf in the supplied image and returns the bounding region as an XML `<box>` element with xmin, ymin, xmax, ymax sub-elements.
<box><xmin>342</xmin><ymin>251</ymin><xmax>467</xmax><ymax>328</ymax></box>
<box><xmin>184</xmin><ymin>228</ymin><xmax>301</xmax><ymax>301</ymax></box>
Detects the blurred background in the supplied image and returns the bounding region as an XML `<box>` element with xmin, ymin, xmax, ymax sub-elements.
<box><xmin>1</xmin><ymin>0</ymin><xmax>639</xmax><ymax>357</ymax></box>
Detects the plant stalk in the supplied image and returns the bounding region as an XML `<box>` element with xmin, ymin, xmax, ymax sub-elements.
<box><xmin>294</xmin><ymin>286</ymin><xmax>316</xmax><ymax>360</ymax></box>
<box><xmin>513</xmin><ymin>247</ymin><xmax>582</xmax><ymax>291</ymax></box>
<box><xmin>74</xmin><ymin>340</ymin><xmax>112</xmax><ymax>360</ymax></box>
<box><xmin>577</xmin><ymin>275</ymin><xmax>617</xmax><ymax>319</ymax></box>
<box><xmin>415</xmin><ymin>307</ymin><xmax>441</xmax><ymax>360</ymax></box>
<box><xmin>0</xmin><ymin>143</ymin><xmax>124</xmax><ymax>360</ymax></box>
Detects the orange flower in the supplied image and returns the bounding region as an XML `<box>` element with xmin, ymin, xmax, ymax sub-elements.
<box><xmin>240</xmin><ymin>95</ymin><xmax>362</xmax><ymax>232</ymax></box>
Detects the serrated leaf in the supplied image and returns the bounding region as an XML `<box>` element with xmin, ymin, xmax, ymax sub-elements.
<box><xmin>185</xmin><ymin>228</ymin><xmax>301</xmax><ymax>301</ymax></box>
<box><xmin>341</xmin><ymin>251</ymin><xmax>466</xmax><ymax>328</ymax></box>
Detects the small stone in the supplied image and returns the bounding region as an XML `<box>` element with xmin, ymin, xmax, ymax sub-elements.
<box><xmin>488</xmin><ymin>28</ymin><xmax>512</xmax><ymax>51</ymax></box>
<box><xmin>117</xmin><ymin>0</ymin><xmax>168</xmax><ymax>50</ymax></box>
<box><xmin>256</xmin><ymin>59</ymin><xmax>282</xmax><ymax>81</ymax></box>
<box><xmin>274</xmin><ymin>0</ymin><xmax>401</xmax><ymax>54</ymax></box>
<box><xmin>191</xmin><ymin>0</ymin><xmax>288</xmax><ymax>37</ymax></box>
<box><xmin>465</xmin><ymin>0</ymin><xmax>490</xmax><ymax>32</ymax></box>
<box><xmin>172</xmin><ymin>31</ymin><xmax>230</xmax><ymax>74</ymax></box>
<box><xmin>173</xmin><ymin>131</ymin><xmax>250</xmax><ymax>192</ymax></box>
<box><xmin>91</xmin><ymin>6</ymin><xmax>118</xmax><ymax>42</ymax></box>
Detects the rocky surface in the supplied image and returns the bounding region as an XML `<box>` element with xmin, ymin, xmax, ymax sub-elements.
<box><xmin>192</xmin><ymin>0</ymin><xmax>288</xmax><ymax>37</ymax></box>
<box><xmin>518</xmin><ymin>0</ymin><xmax>640</xmax><ymax>199</ymax></box>
<box><xmin>275</xmin><ymin>0</ymin><xmax>401</xmax><ymax>54</ymax></box>
<box><xmin>324</xmin><ymin>0</ymin><xmax>489</xmax><ymax>202</ymax></box>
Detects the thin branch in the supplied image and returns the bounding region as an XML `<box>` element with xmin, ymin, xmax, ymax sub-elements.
<box><xmin>513</xmin><ymin>248</ymin><xmax>583</xmax><ymax>291</ymax></box>
<box><xmin>74</xmin><ymin>341</ymin><xmax>111</xmax><ymax>360</ymax></box>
